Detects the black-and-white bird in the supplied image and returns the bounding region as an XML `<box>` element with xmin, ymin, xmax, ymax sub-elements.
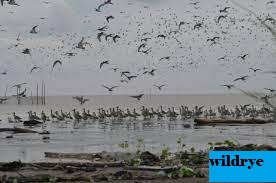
<box><xmin>113</xmin><ymin>35</ymin><xmax>120</xmax><ymax>43</ymax></box>
<box><xmin>97</xmin><ymin>32</ymin><xmax>106</xmax><ymax>42</ymax></box>
<box><xmin>217</xmin><ymin>15</ymin><xmax>227</xmax><ymax>23</ymax></box>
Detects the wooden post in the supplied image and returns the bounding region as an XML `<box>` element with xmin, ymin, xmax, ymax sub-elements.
<box><xmin>36</xmin><ymin>84</ymin><xmax>39</xmax><ymax>105</ymax></box>
<box><xmin>41</xmin><ymin>81</ymin><xmax>43</xmax><ymax>105</ymax></box>
<box><xmin>31</xmin><ymin>91</ymin><xmax>33</xmax><ymax>105</ymax></box>
<box><xmin>44</xmin><ymin>82</ymin><xmax>46</xmax><ymax>105</ymax></box>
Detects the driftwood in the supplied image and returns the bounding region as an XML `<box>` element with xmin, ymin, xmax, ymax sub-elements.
<box><xmin>45</xmin><ymin>152</ymin><xmax>97</xmax><ymax>160</ymax></box>
<box><xmin>30</xmin><ymin>161</ymin><xmax>125</xmax><ymax>168</ymax></box>
<box><xmin>194</xmin><ymin>118</ymin><xmax>271</xmax><ymax>125</ymax></box>
<box><xmin>23</xmin><ymin>120</ymin><xmax>43</xmax><ymax>126</ymax></box>
<box><xmin>125</xmin><ymin>165</ymin><xmax>178</xmax><ymax>172</ymax></box>
<box><xmin>0</xmin><ymin>127</ymin><xmax>37</xmax><ymax>133</ymax></box>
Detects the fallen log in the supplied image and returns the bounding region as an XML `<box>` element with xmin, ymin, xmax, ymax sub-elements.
<box><xmin>30</xmin><ymin>161</ymin><xmax>125</xmax><ymax>169</ymax></box>
<box><xmin>23</xmin><ymin>119</ymin><xmax>43</xmax><ymax>126</ymax></box>
<box><xmin>0</xmin><ymin>127</ymin><xmax>37</xmax><ymax>133</ymax></box>
<box><xmin>194</xmin><ymin>118</ymin><xmax>271</xmax><ymax>125</ymax></box>
<box><xmin>125</xmin><ymin>165</ymin><xmax>178</xmax><ymax>172</ymax></box>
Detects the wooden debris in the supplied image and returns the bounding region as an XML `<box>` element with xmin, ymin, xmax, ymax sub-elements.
<box><xmin>0</xmin><ymin>128</ymin><xmax>37</xmax><ymax>133</ymax></box>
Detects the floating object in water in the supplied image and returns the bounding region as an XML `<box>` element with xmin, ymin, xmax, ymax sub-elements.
<box><xmin>194</xmin><ymin>118</ymin><xmax>271</xmax><ymax>125</ymax></box>
<box><xmin>23</xmin><ymin>120</ymin><xmax>43</xmax><ymax>126</ymax></box>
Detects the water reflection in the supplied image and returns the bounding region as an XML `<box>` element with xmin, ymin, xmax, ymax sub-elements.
<box><xmin>0</xmin><ymin>118</ymin><xmax>275</xmax><ymax>162</ymax></box>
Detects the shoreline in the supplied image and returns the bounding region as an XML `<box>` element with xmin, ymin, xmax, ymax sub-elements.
<box><xmin>0</xmin><ymin>142</ymin><xmax>275</xmax><ymax>182</ymax></box>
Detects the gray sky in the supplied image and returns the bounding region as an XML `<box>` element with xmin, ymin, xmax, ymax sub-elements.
<box><xmin>0</xmin><ymin>0</ymin><xmax>276</xmax><ymax>95</ymax></box>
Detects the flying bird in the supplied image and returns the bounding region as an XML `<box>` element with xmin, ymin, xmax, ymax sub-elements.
<box><xmin>153</xmin><ymin>84</ymin><xmax>166</xmax><ymax>91</ymax></box>
<box><xmin>76</xmin><ymin>37</ymin><xmax>85</xmax><ymax>49</ymax></box>
<box><xmin>52</xmin><ymin>60</ymin><xmax>62</xmax><ymax>70</ymax></box>
<box><xmin>22</xmin><ymin>48</ymin><xmax>31</xmax><ymax>55</ymax></box>
<box><xmin>106</xmin><ymin>15</ymin><xmax>114</xmax><ymax>23</ymax></box>
<box><xmin>249</xmin><ymin>68</ymin><xmax>261</xmax><ymax>72</ymax></box>
<box><xmin>238</xmin><ymin>54</ymin><xmax>248</xmax><ymax>60</ymax></box>
<box><xmin>233</xmin><ymin>76</ymin><xmax>249</xmax><ymax>82</ymax></box>
<box><xmin>219</xmin><ymin>7</ymin><xmax>231</xmax><ymax>13</ymax></box>
<box><xmin>159</xmin><ymin>56</ymin><xmax>170</xmax><ymax>61</ymax></box>
<box><xmin>178</xmin><ymin>21</ymin><xmax>186</xmax><ymax>29</ymax></box>
<box><xmin>129</xmin><ymin>94</ymin><xmax>144</xmax><ymax>101</ymax></box>
<box><xmin>30</xmin><ymin>66</ymin><xmax>41</xmax><ymax>73</ymax></box>
<box><xmin>157</xmin><ymin>34</ymin><xmax>166</xmax><ymax>39</ymax></box>
<box><xmin>221</xmin><ymin>84</ymin><xmax>235</xmax><ymax>89</ymax></box>
<box><xmin>100</xmin><ymin>60</ymin><xmax>109</xmax><ymax>69</ymax></box>
<box><xmin>98</xmin><ymin>25</ymin><xmax>108</xmax><ymax>31</ymax></box>
<box><xmin>138</xmin><ymin>43</ymin><xmax>146</xmax><ymax>52</ymax></box>
<box><xmin>97</xmin><ymin>32</ymin><xmax>106</xmax><ymax>42</ymax></box>
<box><xmin>113</xmin><ymin>35</ymin><xmax>120</xmax><ymax>43</ymax></box>
<box><xmin>217</xmin><ymin>15</ymin><xmax>227</xmax><ymax>23</ymax></box>
<box><xmin>101</xmin><ymin>85</ymin><xmax>119</xmax><ymax>92</ymax></box>
<box><xmin>30</xmin><ymin>25</ymin><xmax>38</xmax><ymax>34</ymax></box>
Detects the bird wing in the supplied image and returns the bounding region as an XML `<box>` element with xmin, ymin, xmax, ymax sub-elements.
<box><xmin>111</xmin><ymin>86</ymin><xmax>119</xmax><ymax>90</ymax></box>
<box><xmin>53</xmin><ymin>60</ymin><xmax>62</xmax><ymax>68</ymax></box>
<box><xmin>101</xmin><ymin>85</ymin><xmax>110</xmax><ymax>90</ymax></box>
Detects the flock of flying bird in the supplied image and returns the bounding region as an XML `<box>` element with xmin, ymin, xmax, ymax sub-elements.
<box><xmin>0</xmin><ymin>0</ymin><xmax>276</xmax><ymax>103</ymax></box>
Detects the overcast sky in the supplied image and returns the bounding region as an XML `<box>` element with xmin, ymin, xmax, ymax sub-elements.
<box><xmin>0</xmin><ymin>0</ymin><xmax>276</xmax><ymax>95</ymax></box>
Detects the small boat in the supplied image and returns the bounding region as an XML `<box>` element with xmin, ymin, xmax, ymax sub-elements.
<box><xmin>194</xmin><ymin>118</ymin><xmax>272</xmax><ymax>125</ymax></box>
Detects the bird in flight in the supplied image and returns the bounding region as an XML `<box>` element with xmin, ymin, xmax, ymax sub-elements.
<box><xmin>65</xmin><ymin>52</ymin><xmax>76</xmax><ymax>57</ymax></box>
<box><xmin>98</xmin><ymin>25</ymin><xmax>108</xmax><ymax>31</ymax></box>
<box><xmin>153</xmin><ymin>84</ymin><xmax>166</xmax><ymax>91</ymax></box>
<box><xmin>76</xmin><ymin>37</ymin><xmax>85</xmax><ymax>49</ymax></box>
<box><xmin>129</xmin><ymin>94</ymin><xmax>144</xmax><ymax>101</ymax></box>
<box><xmin>238</xmin><ymin>54</ymin><xmax>248</xmax><ymax>60</ymax></box>
<box><xmin>221</xmin><ymin>84</ymin><xmax>235</xmax><ymax>89</ymax></box>
<box><xmin>113</xmin><ymin>35</ymin><xmax>120</xmax><ymax>43</ymax></box>
<box><xmin>97</xmin><ymin>32</ymin><xmax>106</xmax><ymax>42</ymax></box>
<box><xmin>219</xmin><ymin>7</ymin><xmax>231</xmax><ymax>13</ymax></box>
<box><xmin>72</xmin><ymin>96</ymin><xmax>89</xmax><ymax>105</ymax></box>
<box><xmin>159</xmin><ymin>56</ymin><xmax>170</xmax><ymax>61</ymax></box>
<box><xmin>106</xmin><ymin>15</ymin><xmax>114</xmax><ymax>23</ymax></box>
<box><xmin>249</xmin><ymin>68</ymin><xmax>261</xmax><ymax>72</ymax></box>
<box><xmin>22</xmin><ymin>48</ymin><xmax>31</xmax><ymax>55</ymax></box>
<box><xmin>217</xmin><ymin>15</ymin><xmax>227</xmax><ymax>23</ymax></box>
<box><xmin>30</xmin><ymin>66</ymin><xmax>41</xmax><ymax>73</ymax></box>
<box><xmin>30</xmin><ymin>25</ymin><xmax>38</xmax><ymax>34</ymax></box>
<box><xmin>101</xmin><ymin>85</ymin><xmax>119</xmax><ymax>92</ymax></box>
<box><xmin>233</xmin><ymin>75</ymin><xmax>249</xmax><ymax>82</ymax></box>
<box><xmin>52</xmin><ymin>60</ymin><xmax>62</xmax><ymax>70</ymax></box>
<box><xmin>100</xmin><ymin>61</ymin><xmax>109</xmax><ymax>69</ymax></box>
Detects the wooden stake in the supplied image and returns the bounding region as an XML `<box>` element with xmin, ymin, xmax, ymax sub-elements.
<box><xmin>36</xmin><ymin>84</ymin><xmax>39</xmax><ymax>105</ymax></box>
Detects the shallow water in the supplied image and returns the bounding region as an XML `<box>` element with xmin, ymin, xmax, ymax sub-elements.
<box><xmin>0</xmin><ymin>94</ymin><xmax>275</xmax><ymax>162</ymax></box>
